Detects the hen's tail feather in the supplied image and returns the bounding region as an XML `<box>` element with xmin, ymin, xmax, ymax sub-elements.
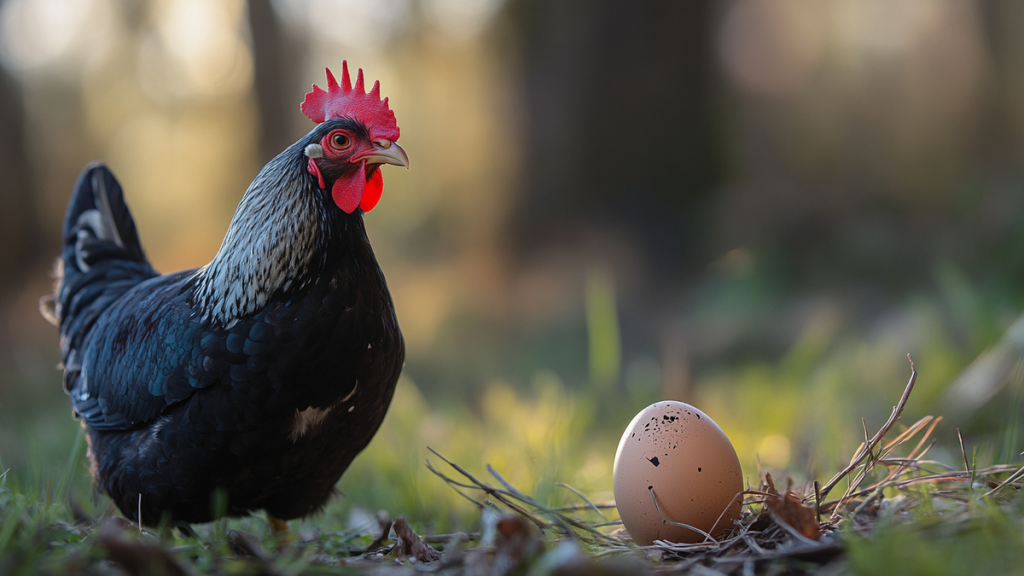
<box><xmin>62</xmin><ymin>162</ymin><xmax>147</xmax><ymax>267</ymax></box>
<box><xmin>43</xmin><ymin>163</ymin><xmax>158</xmax><ymax>342</ymax></box>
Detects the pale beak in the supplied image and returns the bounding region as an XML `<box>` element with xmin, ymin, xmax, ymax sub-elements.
<box><xmin>359</xmin><ymin>140</ymin><xmax>410</xmax><ymax>169</ymax></box>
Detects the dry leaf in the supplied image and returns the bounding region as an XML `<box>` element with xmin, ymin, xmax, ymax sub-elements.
<box><xmin>766</xmin><ymin>490</ymin><xmax>820</xmax><ymax>541</ymax></box>
<box><xmin>393</xmin><ymin>516</ymin><xmax>442</xmax><ymax>563</ymax></box>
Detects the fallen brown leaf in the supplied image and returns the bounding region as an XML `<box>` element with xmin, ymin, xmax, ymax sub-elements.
<box><xmin>393</xmin><ymin>516</ymin><xmax>442</xmax><ymax>563</ymax></box>
<box><xmin>766</xmin><ymin>491</ymin><xmax>820</xmax><ymax>541</ymax></box>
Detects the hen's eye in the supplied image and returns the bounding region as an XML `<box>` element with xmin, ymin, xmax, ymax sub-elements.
<box><xmin>331</xmin><ymin>133</ymin><xmax>350</xmax><ymax>149</ymax></box>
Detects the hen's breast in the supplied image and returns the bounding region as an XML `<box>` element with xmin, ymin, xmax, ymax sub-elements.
<box><xmin>190</xmin><ymin>235</ymin><xmax>403</xmax><ymax>448</ymax></box>
<box><xmin>238</xmin><ymin>251</ymin><xmax>404</xmax><ymax>444</ymax></box>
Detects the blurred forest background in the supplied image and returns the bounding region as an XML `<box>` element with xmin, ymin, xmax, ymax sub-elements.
<box><xmin>1</xmin><ymin>0</ymin><xmax>1024</xmax><ymax>530</ymax></box>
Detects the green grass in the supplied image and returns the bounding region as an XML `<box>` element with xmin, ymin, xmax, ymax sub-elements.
<box><xmin>847</xmin><ymin>498</ymin><xmax>1024</xmax><ymax>576</ymax></box>
<box><xmin>3</xmin><ymin>262</ymin><xmax>1024</xmax><ymax>573</ymax></box>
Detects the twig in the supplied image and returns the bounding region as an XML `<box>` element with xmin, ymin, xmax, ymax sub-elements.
<box><xmin>647</xmin><ymin>486</ymin><xmax>717</xmax><ymax>543</ymax></box>
<box><xmin>547</xmin><ymin>503</ymin><xmax>617</xmax><ymax>512</ymax></box>
<box><xmin>426</xmin><ymin>447</ymin><xmax>625</xmax><ymax>544</ymax></box>
<box><xmin>554</xmin><ymin>482</ymin><xmax>607</xmax><ymax>520</ymax></box>
<box><xmin>984</xmin><ymin>463</ymin><xmax>1024</xmax><ymax>497</ymax></box>
<box><xmin>426</xmin><ymin>448</ymin><xmax>550</xmax><ymax>531</ymax></box>
<box><xmin>814</xmin><ymin>481</ymin><xmax>822</xmax><ymax>521</ymax></box>
<box><xmin>819</xmin><ymin>358</ymin><xmax>917</xmax><ymax>503</ymax></box>
<box><xmin>425</xmin><ymin>461</ymin><xmax>487</xmax><ymax>510</ymax></box>
<box><xmin>484</xmin><ymin>465</ymin><xmax>577</xmax><ymax>538</ymax></box>
<box><xmin>957</xmin><ymin>429</ymin><xmax>971</xmax><ymax>477</ymax></box>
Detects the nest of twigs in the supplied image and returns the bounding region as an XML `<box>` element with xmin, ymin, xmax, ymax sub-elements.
<box><xmin>409</xmin><ymin>357</ymin><xmax>1024</xmax><ymax>575</ymax></box>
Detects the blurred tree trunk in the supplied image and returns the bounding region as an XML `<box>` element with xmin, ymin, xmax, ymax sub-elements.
<box><xmin>977</xmin><ymin>0</ymin><xmax>1024</xmax><ymax>171</ymax></box>
<box><xmin>247</xmin><ymin>0</ymin><xmax>306</xmax><ymax>163</ymax></box>
<box><xmin>0</xmin><ymin>60</ymin><xmax>38</xmax><ymax>291</ymax></box>
<box><xmin>507</xmin><ymin>0</ymin><xmax>724</xmax><ymax>279</ymax></box>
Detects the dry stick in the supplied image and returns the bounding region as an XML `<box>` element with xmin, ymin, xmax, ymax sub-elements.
<box><xmin>843</xmin><ymin>416</ymin><xmax>940</xmax><ymax>513</ymax></box>
<box><xmin>839</xmin><ymin>425</ymin><xmax>931</xmax><ymax>519</ymax></box>
<box><xmin>743</xmin><ymin>533</ymin><xmax>766</xmax><ymax>555</ymax></box>
<box><xmin>646</xmin><ymin>486</ymin><xmax>717</xmax><ymax>543</ymax></box>
<box><xmin>828</xmin><ymin>361</ymin><xmax>924</xmax><ymax>523</ymax></box>
<box><xmin>707</xmin><ymin>491</ymin><xmax>746</xmax><ymax>538</ymax></box>
<box><xmin>877</xmin><ymin>456</ymin><xmax>945</xmax><ymax>474</ymax></box>
<box><xmin>652</xmin><ymin>489</ymin><xmax>747</xmax><ymax>553</ymax></box>
<box><xmin>846</xmin><ymin>423</ymin><xmax>940</xmax><ymax>517</ymax></box>
<box><xmin>486</xmin><ymin>465</ymin><xmax>557</xmax><ymax>513</ymax></box>
<box><xmin>486</xmin><ymin>465</ymin><xmax>618</xmax><ymax>542</ymax></box>
<box><xmin>878</xmin><ymin>419</ymin><xmax>940</xmax><ymax>475</ymax></box>
<box><xmin>425</xmin><ymin>461</ymin><xmax>487</xmax><ymax>509</ymax></box>
<box><xmin>957</xmin><ymin>428</ymin><xmax>972</xmax><ymax>480</ymax></box>
<box><xmin>651</xmin><ymin>529</ymin><xmax>746</xmax><ymax>553</ymax></box>
<box><xmin>654</xmin><ymin>538</ymin><xmax>741</xmax><ymax>555</ymax></box>
<box><xmin>819</xmin><ymin>472</ymin><xmax>979</xmax><ymax>512</ymax></box>
<box><xmin>425</xmin><ymin>449</ymin><xmax>550</xmax><ymax>530</ymax></box>
<box><xmin>547</xmin><ymin>503</ymin><xmax>617</xmax><ymax>512</ymax></box>
<box><xmin>984</xmin><ymin>463</ymin><xmax>1024</xmax><ymax>497</ymax></box>
<box><xmin>424</xmin><ymin>461</ymin><xmax>491</xmax><ymax>493</ymax></box>
<box><xmin>818</xmin><ymin>358</ymin><xmax>918</xmax><ymax>504</ymax></box>
<box><xmin>831</xmin><ymin>443</ymin><xmax>887</xmax><ymax>521</ymax></box>
<box><xmin>848</xmin><ymin>484</ymin><xmax>887</xmax><ymax>521</ymax></box>
<box><xmin>878</xmin><ymin>441</ymin><xmax>938</xmax><ymax>488</ymax></box>
<box><xmin>554</xmin><ymin>482</ymin><xmax>607</xmax><ymax>520</ymax></box>
<box><xmin>427</xmin><ymin>447</ymin><xmax>622</xmax><ymax>544</ymax></box>
<box><xmin>813</xmin><ymin>481</ymin><xmax>822</xmax><ymax>521</ymax></box>
<box><xmin>850</xmin><ymin>416</ymin><xmax>935</xmax><ymax>489</ymax></box>
<box><xmin>866</xmin><ymin>417</ymin><xmax>941</xmax><ymax>494</ymax></box>
<box><xmin>880</xmin><ymin>416</ymin><xmax>936</xmax><ymax>458</ymax></box>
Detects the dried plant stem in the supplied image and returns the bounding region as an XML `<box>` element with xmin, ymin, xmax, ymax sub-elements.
<box><xmin>647</xmin><ymin>486</ymin><xmax>717</xmax><ymax>543</ymax></box>
<box><xmin>985</xmin><ymin>463</ymin><xmax>1024</xmax><ymax>497</ymax></box>
<box><xmin>555</xmin><ymin>482</ymin><xmax>607</xmax><ymax>520</ymax></box>
<box><xmin>426</xmin><ymin>447</ymin><xmax>625</xmax><ymax>544</ymax></box>
<box><xmin>818</xmin><ymin>358</ymin><xmax>917</xmax><ymax>504</ymax></box>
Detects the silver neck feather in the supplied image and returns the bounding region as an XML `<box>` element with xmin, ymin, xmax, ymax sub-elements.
<box><xmin>194</xmin><ymin>149</ymin><xmax>323</xmax><ymax>325</ymax></box>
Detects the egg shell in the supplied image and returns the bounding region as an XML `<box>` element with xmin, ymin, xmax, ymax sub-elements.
<box><xmin>613</xmin><ymin>401</ymin><xmax>743</xmax><ymax>545</ymax></box>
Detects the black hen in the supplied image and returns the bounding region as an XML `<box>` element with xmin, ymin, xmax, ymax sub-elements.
<box><xmin>41</xmin><ymin>64</ymin><xmax>409</xmax><ymax>528</ymax></box>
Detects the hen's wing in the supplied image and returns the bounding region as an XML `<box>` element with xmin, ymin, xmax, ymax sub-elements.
<box><xmin>53</xmin><ymin>164</ymin><xmax>233</xmax><ymax>430</ymax></box>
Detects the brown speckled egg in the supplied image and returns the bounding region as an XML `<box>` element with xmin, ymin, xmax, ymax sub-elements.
<box><xmin>613</xmin><ymin>401</ymin><xmax>743</xmax><ymax>545</ymax></box>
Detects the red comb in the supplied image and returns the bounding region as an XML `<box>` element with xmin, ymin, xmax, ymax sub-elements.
<box><xmin>301</xmin><ymin>62</ymin><xmax>400</xmax><ymax>142</ymax></box>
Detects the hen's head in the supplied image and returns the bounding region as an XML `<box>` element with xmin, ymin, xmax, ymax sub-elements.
<box><xmin>301</xmin><ymin>63</ymin><xmax>409</xmax><ymax>214</ymax></box>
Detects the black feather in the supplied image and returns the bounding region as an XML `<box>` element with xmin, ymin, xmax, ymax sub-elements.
<box><xmin>50</xmin><ymin>121</ymin><xmax>405</xmax><ymax>525</ymax></box>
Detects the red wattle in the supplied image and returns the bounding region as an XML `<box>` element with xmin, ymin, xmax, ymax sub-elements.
<box><xmin>360</xmin><ymin>168</ymin><xmax>383</xmax><ymax>212</ymax></box>
<box><xmin>331</xmin><ymin>162</ymin><xmax>365</xmax><ymax>213</ymax></box>
<box><xmin>308</xmin><ymin>158</ymin><xmax>325</xmax><ymax>189</ymax></box>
